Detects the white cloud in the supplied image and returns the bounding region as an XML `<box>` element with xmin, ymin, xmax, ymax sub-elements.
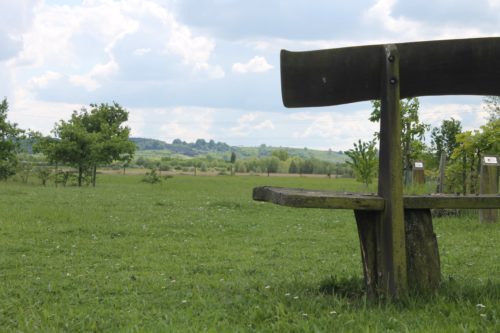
<box><xmin>232</xmin><ymin>56</ymin><xmax>273</xmax><ymax>74</ymax></box>
<box><xmin>289</xmin><ymin>110</ymin><xmax>379</xmax><ymax>149</ymax></box>
<box><xmin>69</xmin><ymin>59</ymin><xmax>119</xmax><ymax>91</ymax></box>
<box><xmin>9</xmin><ymin>90</ymin><xmax>81</xmax><ymax>134</ymax></box>
<box><xmin>362</xmin><ymin>0</ymin><xmax>494</xmax><ymax>42</ymax></box>
<box><xmin>133</xmin><ymin>48</ymin><xmax>151</xmax><ymax>56</ymax></box>
<box><xmin>230</xmin><ymin>112</ymin><xmax>275</xmax><ymax>136</ymax></box>
<box><xmin>29</xmin><ymin>70</ymin><xmax>62</xmax><ymax>88</ymax></box>
<box><xmin>9</xmin><ymin>0</ymin><xmax>224</xmax><ymax>95</ymax></box>
<box><xmin>363</xmin><ymin>0</ymin><xmax>422</xmax><ymax>39</ymax></box>
<box><xmin>420</xmin><ymin>102</ymin><xmax>487</xmax><ymax>130</ymax></box>
<box><xmin>159</xmin><ymin>107</ymin><xmax>214</xmax><ymax>142</ymax></box>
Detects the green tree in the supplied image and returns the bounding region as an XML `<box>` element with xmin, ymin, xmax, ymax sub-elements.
<box><xmin>0</xmin><ymin>98</ymin><xmax>24</xmax><ymax>180</ymax></box>
<box><xmin>34</xmin><ymin>102</ymin><xmax>135</xmax><ymax>187</ymax></box>
<box><xmin>263</xmin><ymin>156</ymin><xmax>279</xmax><ymax>176</ymax></box>
<box><xmin>272</xmin><ymin>149</ymin><xmax>289</xmax><ymax>161</ymax></box>
<box><xmin>288</xmin><ymin>157</ymin><xmax>302</xmax><ymax>174</ymax></box>
<box><xmin>79</xmin><ymin>103</ymin><xmax>136</xmax><ymax>186</ymax></box>
<box><xmin>370</xmin><ymin>97</ymin><xmax>429</xmax><ymax>185</ymax></box>
<box><xmin>431</xmin><ymin>118</ymin><xmax>462</xmax><ymax>159</ymax></box>
<box><xmin>483</xmin><ymin>96</ymin><xmax>500</xmax><ymax>122</ymax></box>
<box><xmin>230</xmin><ymin>151</ymin><xmax>236</xmax><ymax>175</ymax></box>
<box><xmin>446</xmin><ymin>119</ymin><xmax>499</xmax><ymax>194</ymax></box>
<box><xmin>345</xmin><ymin>139</ymin><xmax>378</xmax><ymax>188</ymax></box>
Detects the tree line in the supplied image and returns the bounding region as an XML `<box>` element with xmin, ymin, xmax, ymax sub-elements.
<box><xmin>346</xmin><ymin>96</ymin><xmax>500</xmax><ymax>194</ymax></box>
<box><xmin>2</xmin><ymin>96</ymin><xmax>498</xmax><ymax>190</ymax></box>
<box><xmin>1</xmin><ymin>99</ymin><xmax>135</xmax><ymax>187</ymax></box>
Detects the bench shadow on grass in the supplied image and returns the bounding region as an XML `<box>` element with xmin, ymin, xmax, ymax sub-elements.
<box><xmin>315</xmin><ymin>275</ymin><xmax>500</xmax><ymax>306</ymax></box>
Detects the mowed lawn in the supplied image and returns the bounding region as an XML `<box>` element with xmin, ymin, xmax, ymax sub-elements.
<box><xmin>0</xmin><ymin>174</ymin><xmax>498</xmax><ymax>332</ymax></box>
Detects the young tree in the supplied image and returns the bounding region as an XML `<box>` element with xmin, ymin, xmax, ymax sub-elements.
<box><xmin>0</xmin><ymin>98</ymin><xmax>24</xmax><ymax>180</ymax></box>
<box><xmin>345</xmin><ymin>139</ymin><xmax>378</xmax><ymax>188</ymax></box>
<box><xmin>34</xmin><ymin>102</ymin><xmax>135</xmax><ymax>187</ymax></box>
<box><xmin>370</xmin><ymin>97</ymin><xmax>429</xmax><ymax>185</ymax></box>
<box><xmin>80</xmin><ymin>103</ymin><xmax>136</xmax><ymax>186</ymax></box>
<box><xmin>446</xmin><ymin>119</ymin><xmax>499</xmax><ymax>194</ymax></box>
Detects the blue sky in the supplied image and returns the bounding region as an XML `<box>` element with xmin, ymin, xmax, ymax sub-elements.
<box><xmin>1</xmin><ymin>0</ymin><xmax>499</xmax><ymax>150</ymax></box>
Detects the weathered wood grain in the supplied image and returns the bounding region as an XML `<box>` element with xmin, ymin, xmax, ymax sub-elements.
<box><xmin>281</xmin><ymin>37</ymin><xmax>500</xmax><ymax>107</ymax></box>
<box><xmin>254</xmin><ymin>186</ymin><xmax>500</xmax><ymax>210</ymax></box>
<box><xmin>252</xmin><ymin>186</ymin><xmax>385</xmax><ymax>210</ymax></box>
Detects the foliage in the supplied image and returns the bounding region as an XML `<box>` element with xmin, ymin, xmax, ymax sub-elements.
<box><xmin>272</xmin><ymin>149</ymin><xmax>289</xmax><ymax>161</ymax></box>
<box><xmin>133</xmin><ymin>137</ymin><xmax>348</xmax><ymax>164</ymax></box>
<box><xmin>0</xmin><ymin>98</ymin><xmax>24</xmax><ymax>180</ymax></box>
<box><xmin>446</xmin><ymin>119</ymin><xmax>499</xmax><ymax>194</ymax></box>
<box><xmin>16</xmin><ymin>155</ymin><xmax>34</xmax><ymax>183</ymax></box>
<box><xmin>483</xmin><ymin>95</ymin><xmax>500</xmax><ymax>122</ymax></box>
<box><xmin>34</xmin><ymin>102</ymin><xmax>135</xmax><ymax>186</ymax></box>
<box><xmin>132</xmin><ymin>137</ymin><xmax>231</xmax><ymax>157</ymax></box>
<box><xmin>370</xmin><ymin>98</ymin><xmax>430</xmax><ymax>184</ymax></box>
<box><xmin>345</xmin><ymin>139</ymin><xmax>378</xmax><ymax>187</ymax></box>
<box><xmin>263</xmin><ymin>156</ymin><xmax>280</xmax><ymax>175</ymax></box>
<box><xmin>36</xmin><ymin>166</ymin><xmax>52</xmax><ymax>186</ymax></box>
<box><xmin>431</xmin><ymin>118</ymin><xmax>462</xmax><ymax>159</ymax></box>
<box><xmin>141</xmin><ymin>168</ymin><xmax>163</xmax><ymax>184</ymax></box>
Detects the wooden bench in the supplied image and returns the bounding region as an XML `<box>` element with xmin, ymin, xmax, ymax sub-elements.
<box><xmin>253</xmin><ymin>37</ymin><xmax>500</xmax><ymax>298</ymax></box>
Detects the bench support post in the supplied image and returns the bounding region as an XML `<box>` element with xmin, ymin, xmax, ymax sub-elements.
<box><xmin>377</xmin><ymin>44</ymin><xmax>408</xmax><ymax>297</ymax></box>
<box><xmin>355</xmin><ymin>209</ymin><xmax>440</xmax><ymax>297</ymax></box>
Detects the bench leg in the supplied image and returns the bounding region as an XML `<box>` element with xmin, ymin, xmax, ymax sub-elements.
<box><xmin>354</xmin><ymin>209</ymin><xmax>440</xmax><ymax>297</ymax></box>
<box><xmin>405</xmin><ymin>209</ymin><xmax>441</xmax><ymax>291</ymax></box>
<box><xmin>354</xmin><ymin>210</ymin><xmax>378</xmax><ymax>297</ymax></box>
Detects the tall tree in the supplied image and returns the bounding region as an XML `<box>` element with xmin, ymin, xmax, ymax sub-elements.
<box><xmin>230</xmin><ymin>151</ymin><xmax>236</xmax><ymax>175</ymax></box>
<box><xmin>430</xmin><ymin>118</ymin><xmax>462</xmax><ymax>159</ymax></box>
<box><xmin>0</xmin><ymin>98</ymin><xmax>24</xmax><ymax>180</ymax></box>
<box><xmin>483</xmin><ymin>96</ymin><xmax>500</xmax><ymax>122</ymax></box>
<box><xmin>345</xmin><ymin>139</ymin><xmax>378</xmax><ymax>188</ymax></box>
<box><xmin>271</xmin><ymin>149</ymin><xmax>289</xmax><ymax>161</ymax></box>
<box><xmin>370</xmin><ymin>97</ymin><xmax>429</xmax><ymax>185</ymax></box>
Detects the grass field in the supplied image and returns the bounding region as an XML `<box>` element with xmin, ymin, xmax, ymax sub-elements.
<box><xmin>0</xmin><ymin>174</ymin><xmax>498</xmax><ymax>332</ymax></box>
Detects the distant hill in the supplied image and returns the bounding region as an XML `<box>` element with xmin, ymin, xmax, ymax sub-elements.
<box><xmin>131</xmin><ymin>137</ymin><xmax>348</xmax><ymax>163</ymax></box>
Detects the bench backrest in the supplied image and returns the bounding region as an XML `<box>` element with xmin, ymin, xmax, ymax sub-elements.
<box><xmin>281</xmin><ymin>37</ymin><xmax>500</xmax><ymax>107</ymax></box>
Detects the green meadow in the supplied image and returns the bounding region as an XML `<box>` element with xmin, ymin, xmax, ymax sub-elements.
<box><xmin>0</xmin><ymin>175</ymin><xmax>498</xmax><ymax>332</ymax></box>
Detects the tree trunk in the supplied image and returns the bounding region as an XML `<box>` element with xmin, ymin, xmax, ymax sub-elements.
<box><xmin>78</xmin><ymin>166</ymin><xmax>83</xmax><ymax>187</ymax></box>
<box><xmin>92</xmin><ymin>165</ymin><xmax>97</xmax><ymax>187</ymax></box>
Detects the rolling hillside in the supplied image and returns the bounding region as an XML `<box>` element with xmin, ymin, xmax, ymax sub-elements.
<box><xmin>131</xmin><ymin>137</ymin><xmax>348</xmax><ymax>163</ymax></box>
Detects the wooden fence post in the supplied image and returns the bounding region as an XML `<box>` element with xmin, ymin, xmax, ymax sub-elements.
<box><xmin>480</xmin><ymin>156</ymin><xmax>499</xmax><ymax>223</ymax></box>
<box><xmin>412</xmin><ymin>161</ymin><xmax>425</xmax><ymax>186</ymax></box>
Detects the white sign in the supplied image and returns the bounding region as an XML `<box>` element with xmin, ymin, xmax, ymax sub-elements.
<box><xmin>414</xmin><ymin>162</ymin><xmax>424</xmax><ymax>168</ymax></box>
<box><xmin>483</xmin><ymin>156</ymin><xmax>498</xmax><ymax>165</ymax></box>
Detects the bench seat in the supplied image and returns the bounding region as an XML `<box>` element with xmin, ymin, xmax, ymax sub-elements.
<box><xmin>253</xmin><ymin>186</ymin><xmax>500</xmax><ymax>211</ymax></box>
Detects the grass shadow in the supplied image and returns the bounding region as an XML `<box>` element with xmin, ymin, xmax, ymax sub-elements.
<box><xmin>317</xmin><ymin>275</ymin><xmax>367</xmax><ymax>301</ymax></box>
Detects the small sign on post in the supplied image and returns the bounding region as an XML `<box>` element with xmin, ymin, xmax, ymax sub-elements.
<box><xmin>480</xmin><ymin>156</ymin><xmax>499</xmax><ymax>223</ymax></box>
<box><xmin>412</xmin><ymin>161</ymin><xmax>425</xmax><ymax>185</ymax></box>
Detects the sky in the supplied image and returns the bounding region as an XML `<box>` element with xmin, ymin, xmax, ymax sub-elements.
<box><xmin>1</xmin><ymin>0</ymin><xmax>499</xmax><ymax>151</ymax></box>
